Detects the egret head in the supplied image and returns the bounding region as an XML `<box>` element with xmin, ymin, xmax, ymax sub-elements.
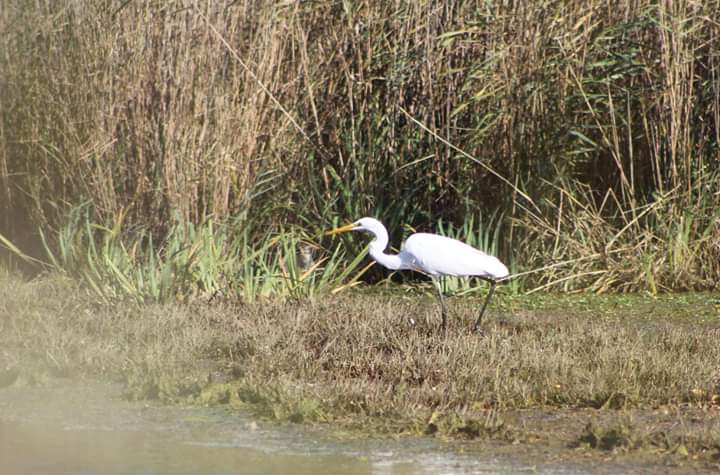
<box><xmin>325</xmin><ymin>217</ymin><xmax>384</xmax><ymax>236</ymax></box>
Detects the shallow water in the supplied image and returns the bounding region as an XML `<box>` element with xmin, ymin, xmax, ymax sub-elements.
<box><xmin>0</xmin><ymin>379</ymin><xmax>702</xmax><ymax>475</ymax></box>
<box><xmin>0</xmin><ymin>379</ymin><xmax>526</xmax><ymax>475</ymax></box>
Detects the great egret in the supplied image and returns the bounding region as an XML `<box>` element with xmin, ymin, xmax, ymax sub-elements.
<box><xmin>326</xmin><ymin>217</ymin><xmax>509</xmax><ymax>331</ymax></box>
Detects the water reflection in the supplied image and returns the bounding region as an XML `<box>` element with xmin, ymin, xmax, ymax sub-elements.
<box><xmin>0</xmin><ymin>380</ymin><xmax>518</xmax><ymax>475</ymax></box>
<box><xmin>2</xmin><ymin>420</ymin><xmax>380</xmax><ymax>475</ymax></box>
<box><xmin>0</xmin><ymin>379</ymin><xmax>667</xmax><ymax>475</ymax></box>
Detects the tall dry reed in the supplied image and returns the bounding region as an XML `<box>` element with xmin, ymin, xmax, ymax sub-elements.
<box><xmin>1</xmin><ymin>0</ymin><xmax>718</xmax><ymax>290</ymax></box>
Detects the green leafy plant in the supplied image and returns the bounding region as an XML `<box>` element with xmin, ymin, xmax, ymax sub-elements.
<box><xmin>35</xmin><ymin>204</ymin><xmax>370</xmax><ymax>304</ymax></box>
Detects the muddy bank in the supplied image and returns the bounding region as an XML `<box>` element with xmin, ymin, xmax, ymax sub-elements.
<box><xmin>1</xmin><ymin>377</ymin><xmax>717</xmax><ymax>474</ymax></box>
<box><xmin>1</xmin><ymin>273</ymin><xmax>719</xmax><ymax>471</ymax></box>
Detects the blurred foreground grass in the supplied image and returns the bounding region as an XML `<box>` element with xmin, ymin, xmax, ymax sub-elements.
<box><xmin>1</xmin><ymin>271</ymin><xmax>719</xmax><ymax>465</ymax></box>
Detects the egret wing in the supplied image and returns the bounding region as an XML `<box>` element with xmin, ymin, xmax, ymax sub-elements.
<box><xmin>400</xmin><ymin>233</ymin><xmax>508</xmax><ymax>278</ymax></box>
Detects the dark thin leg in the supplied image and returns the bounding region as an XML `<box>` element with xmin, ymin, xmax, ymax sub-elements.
<box><xmin>433</xmin><ymin>278</ymin><xmax>448</xmax><ymax>331</ymax></box>
<box><xmin>473</xmin><ymin>280</ymin><xmax>496</xmax><ymax>333</ymax></box>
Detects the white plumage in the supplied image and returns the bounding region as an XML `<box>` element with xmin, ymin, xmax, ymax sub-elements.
<box><xmin>399</xmin><ymin>233</ymin><xmax>508</xmax><ymax>279</ymax></box>
<box><xmin>326</xmin><ymin>217</ymin><xmax>508</xmax><ymax>331</ymax></box>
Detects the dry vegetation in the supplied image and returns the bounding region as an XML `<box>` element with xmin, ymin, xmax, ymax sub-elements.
<box><xmin>2</xmin><ymin>272</ymin><xmax>719</xmax><ymax>463</ymax></box>
<box><xmin>2</xmin><ymin>5</ymin><xmax>719</xmax><ymax>468</ymax></box>
<box><xmin>1</xmin><ymin>0</ymin><xmax>719</xmax><ymax>294</ymax></box>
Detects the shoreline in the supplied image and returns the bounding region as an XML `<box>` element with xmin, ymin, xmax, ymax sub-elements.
<box><xmin>1</xmin><ymin>273</ymin><xmax>719</xmax><ymax>470</ymax></box>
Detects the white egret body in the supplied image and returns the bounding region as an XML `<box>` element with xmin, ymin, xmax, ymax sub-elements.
<box><xmin>326</xmin><ymin>217</ymin><xmax>508</xmax><ymax>331</ymax></box>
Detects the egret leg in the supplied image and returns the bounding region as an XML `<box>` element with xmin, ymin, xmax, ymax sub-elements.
<box><xmin>432</xmin><ymin>278</ymin><xmax>448</xmax><ymax>331</ymax></box>
<box><xmin>473</xmin><ymin>280</ymin><xmax>496</xmax><ymax>333</ymax></box>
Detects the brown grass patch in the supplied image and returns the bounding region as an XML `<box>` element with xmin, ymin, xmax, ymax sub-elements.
<box><xmin>2</xmin><ymin>273</ymin><xmax>718</xmax><ymax>412</ymax></box>
<box><xmin>3</xmin><ymin>272</ymin><xmax>720</xmax><ymax>465</ymax></box>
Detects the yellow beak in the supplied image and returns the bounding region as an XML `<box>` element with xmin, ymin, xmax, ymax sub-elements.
<box><xmin>325</xmin><ymin>223</ymin><xmax>357</xmax><ymax>236</ymax></box>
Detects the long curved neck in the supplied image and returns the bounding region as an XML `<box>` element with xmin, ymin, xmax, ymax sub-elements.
<box><xmin>367</xmin><ymin>226</ymin><xmax>403</xmax><ymax>270</ymax></box>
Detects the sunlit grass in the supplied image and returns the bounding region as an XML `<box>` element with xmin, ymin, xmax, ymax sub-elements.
<box><xmin>1</xmin><ymin>272</ymin><xmax>718</xmax><ymax>460</ymax></box>
<box><xmin>29</xmin><ymin>205</ymin><xmax>371</xmax><ymax>304</ymax></box>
